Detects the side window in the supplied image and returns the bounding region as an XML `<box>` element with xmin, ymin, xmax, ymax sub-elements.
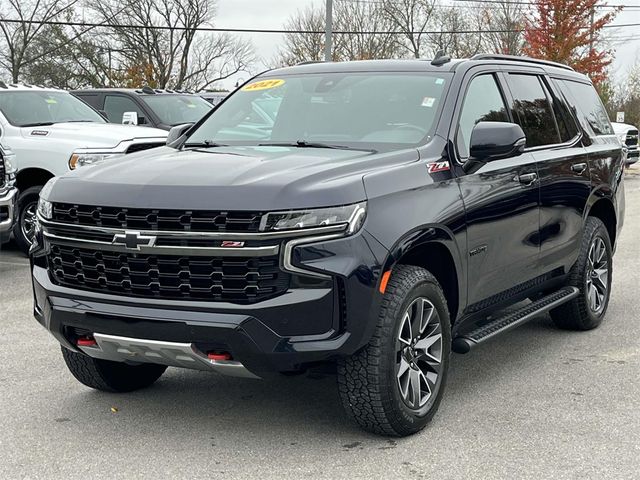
<box><xmin>507</xmin><ymin>74</ymin><xmax>560</xmax><ymax>147</ymax></box>
<box><xmin>456</xmin><ymin>74</ymin><xmax>510</xmax><ymax>159</ymax></box>
<box><xmin>558</xmin><ymin>80</ymin><xmax>614</xmax><ymax>136</ymax></box>
<box><xmin>543</xmin><ymin>78</ymin><xmax>579</xmax><ymax>143</ymax></box>
<box><xmin>103</xmin><ymin>95</ymin><xmax>145</xmax><ymax>124</ymax></box>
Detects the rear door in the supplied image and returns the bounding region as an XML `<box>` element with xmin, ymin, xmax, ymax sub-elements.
<box><xmin>453</xmin><ymin>70</ymin><xmax>541</xmax><ymax>307</ymax></box>
<box><xmin>503</xmin><ymin>72</ymin><xmax>590</xmax><ymax>275</ymax></box>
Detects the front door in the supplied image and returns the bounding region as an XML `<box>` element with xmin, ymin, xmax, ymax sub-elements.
<box><xmin>452</xmin><ymin>71</ymin><xmax>541</xmax><ymax>307</ymax></box>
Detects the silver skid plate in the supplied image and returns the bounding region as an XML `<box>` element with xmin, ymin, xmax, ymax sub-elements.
<box><xmin>77</xmin><ymin>333</ymin><xmax>260</xmax><ymax>379</ymax></box>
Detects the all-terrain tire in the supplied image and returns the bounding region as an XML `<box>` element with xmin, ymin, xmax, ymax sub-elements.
<box><xmin>13</xmin><ymin>186</ymin><xmax>43</xmax><ymax>255</ymax></box>
<box><xmin>337</xmin><ymin>265</ymin><xmax>451</xmax><ymax>437</ymax></box>
<box><xmin>61</xmin><ymin>347</ymin><xmax>167</xmax><ymax>393</ymax></box>
<box><xmin>550</xmin><ymin>217</ymin><xmax>613</xmax><ymax>330</ymax></box>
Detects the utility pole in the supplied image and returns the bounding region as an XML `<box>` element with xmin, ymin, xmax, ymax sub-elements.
<box><xmin>325</xmin><ymin>0</ymin><xmax>333</xmax><ymax>62</ymax></box>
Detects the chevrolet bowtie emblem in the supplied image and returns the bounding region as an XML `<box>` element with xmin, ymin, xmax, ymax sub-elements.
<box><xmin>112</xmin><ymin>231</ymin><xmax>157</xmax><ymax>250</ymax></box>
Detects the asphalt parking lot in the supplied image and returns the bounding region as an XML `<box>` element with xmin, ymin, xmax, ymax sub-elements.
<box><xmin>1</xmin><ymin>172</ymin><xmax>639</xmax><ymax>480</ymax></box>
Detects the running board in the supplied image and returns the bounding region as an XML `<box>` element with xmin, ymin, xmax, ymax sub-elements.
<box><xmin>452</xmin><ymin>286</ymin><xmax>580</xmax><ymax>354</ymax></box>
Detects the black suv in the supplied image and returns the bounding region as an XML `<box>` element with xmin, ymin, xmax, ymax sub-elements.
<box><xmin>72</xmin><ymin>87</ymin><xmax>212</xmax><ymax>130</ymax></box>
<box><xmin>32</xmin><ymin>56</ymin><xmax>625</xmax><ymax>437</ymax></box>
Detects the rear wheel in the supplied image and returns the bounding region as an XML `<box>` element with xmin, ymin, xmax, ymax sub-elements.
<box><xmin>61</xmin><ymin>347</ymin><xmax>167</xmax><ymax>393</ymax></box>
<box><xmin>550</xmin><ymin>217</ymin><xmax>612</xmax><ymax>330</ymax></box>
<box><xmin>13</xmin><ymin>186</ymin><xmax>43</xmax><ymax>255</ymax></box>
<box><xmin>337</xmin><ymin>265</ymin><xmax>451</xmax><ymax>436</ymax></box>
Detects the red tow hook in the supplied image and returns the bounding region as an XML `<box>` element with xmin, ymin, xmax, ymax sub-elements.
<box><xmin>207</xmin><ymin>352</ymin><xmax>233</xmax><ymax>361</ymax></box>
<box><xmin>77</xmin><ymin>337</ymin><xmax>97</xmax><ymax>347</ymax></box>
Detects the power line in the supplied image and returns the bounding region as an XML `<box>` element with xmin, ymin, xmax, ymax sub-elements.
<box><xmin>0</xmin><ymin>17</ymin><xmax>639</xmax><ymax>35</ymax></box>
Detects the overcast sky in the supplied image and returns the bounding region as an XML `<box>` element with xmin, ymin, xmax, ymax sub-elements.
<box><xmin>215</xmin><ymin>0</ymin><xmax>640</xmax><ymax>88</ymax></box>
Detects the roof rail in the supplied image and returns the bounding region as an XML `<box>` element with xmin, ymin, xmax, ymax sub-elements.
<box><xmin>296</xmin><ymin>60</ymin><xmax>324</xmax><ymax>66</ymax></box>
<box><xmin>471</xmin><ymin>54</ymin><xmax>574</xmax><ymax>72</ymax></box>
<box><xmin>141</xmin><ymin>85</ymin><xmax>156</xmax><ymax>94</ymax></box>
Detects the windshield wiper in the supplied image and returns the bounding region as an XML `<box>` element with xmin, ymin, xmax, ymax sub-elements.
<box><xmin>259</xmin><ymin>140</ymin><xmax>375</xmax><ymax>152</ymax></box>
<box><xmin>64</xmin><ymin>119</ymin><xmax>98</xmax><ymax>123</ymax></box>
<box><xmin>183</xmin><ymin>140</ymin><xmax>229</xmax><ymax>148</ymax></box>
<box><xmin>20</xmin><ymin>122</ymin><xmax>54</xmax><ymax>127</ymax></box>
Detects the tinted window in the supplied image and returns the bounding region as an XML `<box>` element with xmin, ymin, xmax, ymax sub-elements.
<box><xmin>103</xmin><ymin>95</ymin><xmax>145</xmax><ymax>124</ymax></box>
<box><xmin>543</xmin><ymin>79</ymin><xmax>579</xmax><ymax>143</ymax></box>
<box><xmin>456</xmin><ymin>74</ymin><xmax>510</xmax><ymax>158</ymax></box>
<box><xmin>187</xmin><ymin>72</ymin><xmax>452</xmax><ymax>151</ymax></box>
<box><xmin>141</xmin><ymin>95</ymin><xmax>212</xmax><ymax>126</ymax></box>
<box><xmin>558</xmin><ymin>80</ymin><xmax>613</xmax><ymax>136</ymax></box>
<box><xmin>508</xmin><ymin>74</ymin><xmax>560</xmax><ymax>147</ymax></box>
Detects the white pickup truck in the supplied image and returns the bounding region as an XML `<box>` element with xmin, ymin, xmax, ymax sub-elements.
<box><xmin>0</xmin><ymin>84</ymin><xmax>168</xmax><ymax>253</ymax></box>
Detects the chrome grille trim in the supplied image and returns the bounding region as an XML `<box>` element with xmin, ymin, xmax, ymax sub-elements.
<box><xmin>39</xmin><ymin>215</ymin><xmax>348</xmax><ymax>240</ymax></box>
<box><xmin>43</xmin><ymin>230</ymin><xmax>279</xmax><ymax>257</ymax></box>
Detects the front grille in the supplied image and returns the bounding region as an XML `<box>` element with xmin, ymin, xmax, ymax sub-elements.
<box><xmin>47</xmin><ymin>244</ymin><xmax>290</xmax><ymax>303</ymax></box>
<box><xmin>0</xmin><ymin>155</ymin><xmax>5</xmax><ymax>188</ymax></box>
<box><xmin>126</xmin><ymin>142</ymin><xmax>164</xmax><ymax>154</ymax></box>
<box><xmin>625</xmin><ymin>130</ymin><xmax>638</xmax><ymax>147</ymax></box>
<box><xmin>52</xmin><ymin>203</ymin><xmax>265</xmax><ymax>232</ymax></box>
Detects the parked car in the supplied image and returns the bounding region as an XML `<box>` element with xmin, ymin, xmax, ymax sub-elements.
<box><xmin>0</xmin><ymin>143</ymin><xmax>17</xmax><ymax>246</ymax></box>
<box><xmin>0</xmin><ymin>83</ymin><xmax>168</xmax><ymax>254</ymax></box>
<box><xmin>199</xmin><ymin>91</ymin><xmax>228</xmax><ymax>106</ymax></box>
<box><xmin>72</xmin><ymin>87</ymin><xmax>213</xmax><ymax>131</ymax></box>
<box><xmin>31</xmin><ymin>55</ymin><xmax>625</xmax><ymax>437</ymax></box>
<box><xmin>611</xmin><ymin>122</ymin><xmax>639</xmax><ymax>165</ymax></box>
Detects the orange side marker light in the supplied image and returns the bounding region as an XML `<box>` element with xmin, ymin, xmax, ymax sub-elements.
<box><xmin>379</xmin><ymin>270</ymin><xmax>392</xmax><ymax>294</ymax></box>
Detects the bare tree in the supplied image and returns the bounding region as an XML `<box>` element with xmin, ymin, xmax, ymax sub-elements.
<box><xmin>275</xmin><ymin>4</ymin><xmax>330</xmax><ymax>66</ymax></box>
<box><xmin>0</xmin><ymin>0</ymin><xmax>79</xmax><ymax>82</ymax></box>
<box><xmin>429</xmin><ymin>5</ymin><xmax>485</xmax><ymax>58</ymax></box>
<box><xmin>482</xmin><ymin>0</ymin><xmax>525</xmax><ymax>55</ymax></box>
<box><xmin>88</xmin><ymin>0</ymin><xmax>254</xmax><ymax>89</ymax></box>
<box><xmin>382</xmin><ymin>0</ymin><xmax>436</xmax><ymax>58</ymax></box>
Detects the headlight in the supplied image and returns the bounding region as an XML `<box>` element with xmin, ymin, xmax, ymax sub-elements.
<box><xmin>69</xmin><ymin>152</ymin><xmax>118</xmax><ymax>169</ymax></box>
<box><xmin>3</xmin><ymin>154</ymin><xmax>16</xmax><ymax>174</ymax></box>
<box><xmin>37</xmin><ymin>177</ymin><xmax>57</xmax><ymax>219</ymax></box>
<box><xmin>260</xmin><ymin>202</ymin><xmax>366</xmax><ymax>234</ymax></box>
<box><xmin>37</xmin><ymin>198</ymin><xmax>52</xmax><ymax>219</ymax></box>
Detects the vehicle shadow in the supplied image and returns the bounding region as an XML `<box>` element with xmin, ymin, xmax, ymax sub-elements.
<box><xmin>58</xmin><ymin>313</ymin><xmax>573</xmax><ymax>442</ymax></box>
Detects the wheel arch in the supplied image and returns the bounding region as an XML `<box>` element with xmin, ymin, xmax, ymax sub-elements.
<box><xmin>584</xmin><ymin>190</ymin><xmax>617</xmax><ymax>247</ymax></box>
<box><xmin>16</xmin><ymin>168</ymin><xmax>55</xmax><ymax>192</ymax></box>
<box><xmin>381</xmin><ymin>226</ymin><xmax>465</xmax><ymax>323</ymax></box>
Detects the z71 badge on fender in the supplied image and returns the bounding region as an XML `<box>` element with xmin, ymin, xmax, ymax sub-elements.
<box><xmin>428</xmin><ymin>161</ymin><xmax>450</xmax><ymax>173</ymax></box>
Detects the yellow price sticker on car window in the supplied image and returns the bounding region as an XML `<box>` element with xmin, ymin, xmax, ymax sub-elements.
<box><xmin>242</xmin><ymin>79</ymin><xmax>285</xmax><ymax>92</ymax></box>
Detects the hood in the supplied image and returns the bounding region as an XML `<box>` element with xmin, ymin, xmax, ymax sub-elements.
<box><xmin>49</xmin><ymin>145</ymin><xmax>418</xmax><ymax>210</ymax></box>
<box><xmin>21</xmin><ymin>122</ymin><xmax>167</xmax><ymax>149</ymax></box>
<box><xmin>611</xmin><ymin>122</ymin><xmax>637</xmax><ymax>136</ymax></box>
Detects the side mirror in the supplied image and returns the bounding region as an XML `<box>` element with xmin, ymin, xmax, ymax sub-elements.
<box><xmin>166</xmin><ymin>123</ymin><xmax>194</xmax><ymax>146</ymax></box>
<box><xmin>469</xmin><ymin>121</ymin><xmax>526</xmax><ymax>161</ymax></box>
<box><xmin>122</xmin><ymin>111</ymin><xmax>138</xmax><ymax>125</ymax></box>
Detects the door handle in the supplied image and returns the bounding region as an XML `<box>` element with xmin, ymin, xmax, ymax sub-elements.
<box><xmin>571</xmin><ymin>163</ymin><xmax>587</xmax><ymax>174</ymax></box>
<box><xmin>516</xmin><ymin>172</ymin><xmax>537</xmax><ymax>185</ymax></box>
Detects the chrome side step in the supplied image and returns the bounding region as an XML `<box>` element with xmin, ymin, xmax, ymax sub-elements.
<box><xmin>452</xmin><ymin>286</ymin><xmax>580</xmax><ymax>354</ymax></box>
<box><xmin>77</xmin><ymin>333</ymin><xmax>261</xmax><ymax>379</ymax></box>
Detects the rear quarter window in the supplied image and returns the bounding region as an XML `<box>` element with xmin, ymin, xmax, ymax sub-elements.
<box><xmin>555</xmin><ymin>79</ymin><xmax>613</xmax><ymax>136</ymax></box>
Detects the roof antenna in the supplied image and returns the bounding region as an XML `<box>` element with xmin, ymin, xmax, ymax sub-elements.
<box><xmin>431</xmin><ymin>50</ymin><xmax>451</xmax><ymax>66</ymax></box>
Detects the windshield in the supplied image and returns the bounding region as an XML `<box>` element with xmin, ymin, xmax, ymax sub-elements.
<box><xmin>142</xmin><ymin>95</ymin><xmax>212</xmax><ymax>126</ymax></box>
<box><xmin>0</xmin><ymin>91</ymin><xmax>105</xmax><ymax>127</ymax></box>
<box><xmin>186</xmin><ymin>72</ymin><xmax>451</xmax><ymax>150</ymax></box>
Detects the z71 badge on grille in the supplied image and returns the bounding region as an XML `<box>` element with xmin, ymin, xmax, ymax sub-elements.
<box><xmin>221</xmin><ymin>241</ymin><xmax>245</xmax><ymax>248</ymax></box>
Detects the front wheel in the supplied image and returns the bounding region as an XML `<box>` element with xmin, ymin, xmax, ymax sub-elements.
<box><xmin>337</xmin><ymin>265</ymin><xmax>451</xmax><ymax>436</ymax></box>
<box><xmin>13</xmin><ymin>186</ymin><xmax>43</xmax><ymax>255</ymax></box>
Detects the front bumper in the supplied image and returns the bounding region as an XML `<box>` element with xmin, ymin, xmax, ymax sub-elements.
<box><xmin>625</xmin><ymin>147</ymin><xmax>639</xmax><ymax>165</ymax></box>
<box><xmin>31</xmin><ymin>230</ymin><xmax>388</xmax><ymax>377</ymax></box>
<box><xmin>0</xmin><ymin>187</ymin><xmax>17</xmax><ymax>244</ymax></box>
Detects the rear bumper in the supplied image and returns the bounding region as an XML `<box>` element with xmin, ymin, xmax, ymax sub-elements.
<box><xmin>0</xmin><ymin>187</ymin><xmax>17</xmax><ymax>243</ymax></box>
<box><xmin>31</xmin><ymin>230</ymin><xmax>387</xmax><ymax>376</ymax></box>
